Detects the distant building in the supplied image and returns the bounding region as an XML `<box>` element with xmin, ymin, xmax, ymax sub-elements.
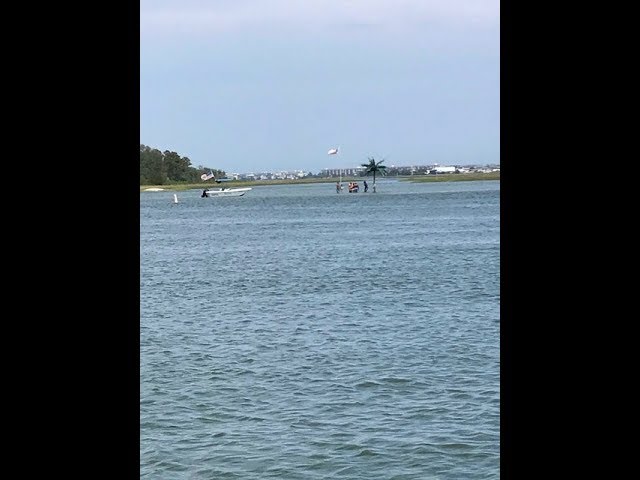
<box><xmin>321</xmin><ymin>167</ymin><xmax>366</xmax><ymax>177</ymax></box>
<box><xmin>429</xmin><ymin>166</ymin><xmax>457</xmax><ymax>174</ymax></box>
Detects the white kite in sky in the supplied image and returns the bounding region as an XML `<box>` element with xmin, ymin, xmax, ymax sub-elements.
<box><xmin>328</xmin><ymin>147</ymin><xmax>339</xmax><ymax>155</ymax></box>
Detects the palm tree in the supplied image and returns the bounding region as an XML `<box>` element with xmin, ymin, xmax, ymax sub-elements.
<box><xmin>361</xmin><ymin>157</ymin><xmax>387</xmax><ymax>192</ymax></box>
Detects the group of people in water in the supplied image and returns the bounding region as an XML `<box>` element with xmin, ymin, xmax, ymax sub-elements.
<box><xmin>336</xmin><ymin>180</ymin><xmax>368</xmax><ymax>193</ymax></box>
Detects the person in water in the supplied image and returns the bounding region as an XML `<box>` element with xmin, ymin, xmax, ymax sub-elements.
<box><xmin>363</xmin><ymin>180</ymin><xmax>368</xmax><ymax>192</ymax></box>
<box><xmin>336</xmin><ymin>181</ymin><xmax>342</xmax><ymax>193</ymax></box>
<box><xmin>201</xmin><ymin>189</ymin><xmax>208</xmax><ymax>198</ymax></box>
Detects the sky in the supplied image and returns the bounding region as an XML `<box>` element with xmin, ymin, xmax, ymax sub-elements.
<box><xmin>140</xmin><ymin>0</ymin><xmax>500</xmax><ymax>174</ymax></box>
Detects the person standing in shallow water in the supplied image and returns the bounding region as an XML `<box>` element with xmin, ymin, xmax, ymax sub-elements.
<box><xmin>363</xmin><ymin>180</ymin><xmax>368</xmax><ymax>192</ymax></box>
<box><xmin>336</xmin><ymin>181</ymin><xmax>342</xmax><ymax>193</ymax></box>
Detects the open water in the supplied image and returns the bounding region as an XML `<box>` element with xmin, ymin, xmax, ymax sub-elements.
<box><xmin>140</xmin><ymin>179</ymin><xmax>500</xmax><ymax>479</ymax></box>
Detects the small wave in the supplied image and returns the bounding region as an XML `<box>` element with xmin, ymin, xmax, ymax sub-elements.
<box><xmin>357</xmin><ymin>448</ymin><xmax>377</xmax><ymax>457</ymax></box>
<box><xmin>381</xmin><ymin>376</ymin><xmax>413</xmax><ymax>384</ymax></box>
<box><xmin>355</xmin><ymin>380</ymin><xmax>381</xmax><ymax>388</ymax></box>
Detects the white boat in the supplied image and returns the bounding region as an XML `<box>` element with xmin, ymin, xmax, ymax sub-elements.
<box><xmin>201</xmin><ymin>187</ymin><xmax>252</xmax><ymax>197</ymax></box>
<box><xmin>199</xmin><ymin>170</ymin><xmax>252</xmax><ymax>197</ymax></box>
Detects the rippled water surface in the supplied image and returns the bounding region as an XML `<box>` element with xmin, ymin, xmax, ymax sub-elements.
<box><xmin>141</xmin><ymin>180</ymin><xmax>500</xmax><ymax>479</ymax></box>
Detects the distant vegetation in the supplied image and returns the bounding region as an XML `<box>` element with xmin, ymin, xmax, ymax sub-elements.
<box><xmin>140</xmin><ymin>177</ymin><xmax>348</xmax><ymax>191</ymax></box>
<box><xmin>140</xmin><ymin>172</ymin><xmax>500</xmax><ymax>192</ymax></box>
<box><xmin>140</xmin><ymin>143</ymin><xmax>500</xmax><ymax>189</ymax></box>
<box><xmin>403</xmin><ymin>171</ymin><xmax>500</xmax><ymax>182</ymax></box>
<box><xmin>140</xmin><ymin>144</ymin><xmax>225</xmax><ymax>185</ymax></box>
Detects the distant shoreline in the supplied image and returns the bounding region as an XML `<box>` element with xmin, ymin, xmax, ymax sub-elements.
<box><xmin>140</xmin><ymin>172</ymin><xmax>499</xmax><ymax>192</ymax></box>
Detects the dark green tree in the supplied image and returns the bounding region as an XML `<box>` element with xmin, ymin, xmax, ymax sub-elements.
<box><xmin>140</xmin><ymin>144</ymin><xmax>225</xmax><ymax>185</ymax></box>
<box><xmin>361</xmin><ymin>157</ymin><xmax>387</xmax><ymax>191</ymax></box>
<box><xmin>140</xmin><ymin>145</ymin><xmax>166</xmax><ymax>185</ymax></box>
<box><xmin>163</xmin><ymin>150</ymin><xmax>193</xmax><ymax>183</ymax></box>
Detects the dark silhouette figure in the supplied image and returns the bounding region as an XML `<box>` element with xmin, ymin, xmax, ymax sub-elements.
<box><xmin>363</xmin><ymin>180</ymin><xmax>369</xmax><ymax>192</ymax></box>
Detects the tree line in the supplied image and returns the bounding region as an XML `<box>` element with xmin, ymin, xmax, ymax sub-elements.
<box><xmin>140</xmin><ymin>144</ymin><xmax>225</xmax><ymax>185</ymax></box>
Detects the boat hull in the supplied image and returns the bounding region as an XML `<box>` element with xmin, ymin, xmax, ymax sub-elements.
<box><xmin>204</xmin><ymin>187</ymin><xmax>252</xmax><ymax>197</ymax></box>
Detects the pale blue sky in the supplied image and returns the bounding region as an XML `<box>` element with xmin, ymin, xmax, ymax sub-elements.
<box><xmin>141</xmin><ymin>0</ymin><xmax>499</xmax><ymax>174</ymax></box>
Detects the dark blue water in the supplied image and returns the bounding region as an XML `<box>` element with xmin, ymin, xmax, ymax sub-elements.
<box><xmin>140</xmin><ymin>180</ymin><xmax>500</xmax><ymax>479</ymax></box>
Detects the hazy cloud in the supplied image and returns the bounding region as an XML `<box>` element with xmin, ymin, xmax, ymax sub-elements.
<box><xmin>141</xmin><ymin>0</ymin><xmax>500</xmax><ymax>37</ymax></box>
